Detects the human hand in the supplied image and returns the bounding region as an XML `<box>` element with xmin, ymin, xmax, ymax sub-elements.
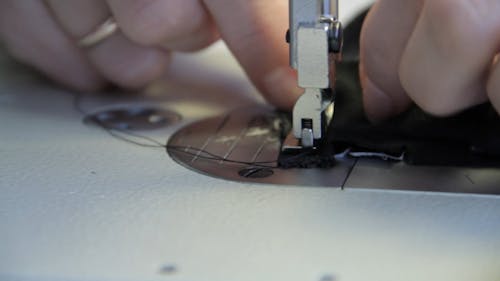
<box><xmin>360</xmin><ymin>0</ymin><xmax>500</xmax><ymax>121</ymax></box>
<box><xmin>0</xmin><ymin>0</ymin><xmax>302</xmax><ymax>110</ymax></box>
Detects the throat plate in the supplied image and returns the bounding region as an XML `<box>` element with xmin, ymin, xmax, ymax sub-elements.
<box><xmin>167</xmin><ymin>106</ymin><xmax>354</xmax><ymax>187</ymax></box>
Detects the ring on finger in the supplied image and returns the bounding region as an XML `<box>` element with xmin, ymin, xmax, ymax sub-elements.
<box><xmin>77</xmin><ymin>17</ymin><xmax>118</xmax><ymax>48</ymax></box>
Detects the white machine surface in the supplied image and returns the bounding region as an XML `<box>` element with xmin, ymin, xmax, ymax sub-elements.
<box><xmin>2</xmin><ymin>2</ymin><xmax>500</xmax><ymax>281</ymax></box>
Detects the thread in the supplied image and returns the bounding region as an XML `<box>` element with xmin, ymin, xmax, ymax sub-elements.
<box><xmin>73</xmin><ymin>92</ymin><xmax>281</xmax><ymax>168</ymax></box>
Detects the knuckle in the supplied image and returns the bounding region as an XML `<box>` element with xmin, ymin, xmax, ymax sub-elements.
<box><xmin>124</xmin><ymin>1</ymin><xmax>206</xmax><ymax>46</ymax></box>
<box><xmin>425</xmin><ymin>0</ymin><xmax>466</xmax><ymax>53</ymax></box>
<box><xmin>425</xmin><ymin>0</ymin><xmax>498</xmax><ymax>51</ymax></box>
<box><xmin>426</xmin><ymin>0</ymin><xmax>474</xmax><ymax>27</ymax></box>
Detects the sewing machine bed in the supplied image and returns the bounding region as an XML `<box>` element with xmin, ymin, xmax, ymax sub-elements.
<box><xmin>2</xmin><ymin>3</ymin><xmax>500</xmax><ymax>281</ymax></box>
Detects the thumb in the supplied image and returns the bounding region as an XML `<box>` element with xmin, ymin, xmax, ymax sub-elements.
<box><xmin>204</xmin><ymin>0</ymin><xmax>303</xmax><ymax>110</ymax></box>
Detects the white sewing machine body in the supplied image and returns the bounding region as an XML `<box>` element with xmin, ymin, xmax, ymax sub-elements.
<box><xmin>2</xmin><ymin>1</ymin><xmax>500</xmax><ymax>281</ymax></box>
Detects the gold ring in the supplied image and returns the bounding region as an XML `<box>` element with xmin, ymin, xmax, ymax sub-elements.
<box><xmin>77</xmin><ymin>18</ymin><xmax>118</xmax><ymax>48</ymax></box>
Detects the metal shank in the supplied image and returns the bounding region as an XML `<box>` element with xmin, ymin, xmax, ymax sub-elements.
<box><xmin>289</xmin><ymin>0</ymin><xmax>338</xmax><ymax>69</ymax></box>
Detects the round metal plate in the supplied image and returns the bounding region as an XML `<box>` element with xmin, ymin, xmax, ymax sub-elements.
<box><xmin>167</xmin><ymin>105</ymin><xmax>355</xmax><ymax>186</ymax></box>
<box><xmin>86</xmin><ymin>107</ymin><xmax>181</xmax><ymax>131</ymax></box>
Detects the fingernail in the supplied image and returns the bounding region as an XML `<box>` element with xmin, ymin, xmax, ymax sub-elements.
<box><xmin>362</xmin><ymin>77</ymin><xmax>395</xmax><ymax>123</ymax></box>
<box><xmin>264</xmin><ymin>67</ymin><xmax>304</xmax><ymax>110</ymax></box>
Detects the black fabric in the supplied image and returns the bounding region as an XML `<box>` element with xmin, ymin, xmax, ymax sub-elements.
<box><xmin>278</xmin><ymin>145</ymin><xmax>337</xmax><ymax>169</ymax></box>
<box><xmin>327</xmin><ymin>11</ymin><xmax>500</xmax><ymax>167</ymax></box>
<box><xmin>279</xmin><ymin>10</ymin><xmax>500</xmax><ymax>168</ymax></box>
<box><xmin>330</xmin><ymin>62</ymin><xmax>500</xmax><ymax>166</ymax></box>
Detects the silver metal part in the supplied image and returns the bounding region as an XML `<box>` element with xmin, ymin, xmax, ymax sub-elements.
<box><xmin>297</xmin><ymin>24</ymin><xmax>330</xmax><ymax>88</ymax></box>
<box><xmin>289</xmin><ymin>0</ymin><xmax>338</xmax><ymax>69</ymax></box>
<box><xmin>292</xmin><ymin>88</ymin><xmax>333</xmax><ymax>140</ymax></box>
<box><xmin>289</xmin><ymin>0</ymin><xmax>342</xmax><ymax>148</ymax></box>
<box><xmin>319</xmin><ymin>0</ymin><xmax>338</xmax><ymax>20</ymax></box>
<box><xmin>301</xmin><ymin>128</ymin><xmax>314</xmax><ymax>148</ymax></box>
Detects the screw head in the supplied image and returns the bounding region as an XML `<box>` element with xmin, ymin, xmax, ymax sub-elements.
<box><xmin>238</xmin><ymin>167</ymin><xmax>274</xmax><ymax>179</ymax></box>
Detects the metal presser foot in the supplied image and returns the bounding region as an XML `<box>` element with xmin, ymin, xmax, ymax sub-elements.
<box><xmin>282</xmin><ymin>0</ymin><xmax>343</xmax><ymax>156</ymax></box>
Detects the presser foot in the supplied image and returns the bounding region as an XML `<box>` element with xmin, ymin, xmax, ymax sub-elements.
<box><xmin>291</xmin><ymin>89</ymin><xmax>335</xmax><ymax>150</ymax></box>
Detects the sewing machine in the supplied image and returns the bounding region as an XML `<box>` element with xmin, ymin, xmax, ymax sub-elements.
<box><xmin>1</xmin><ymin>1</ymin><xmax>500</xmax><ymax>281</ymax></box>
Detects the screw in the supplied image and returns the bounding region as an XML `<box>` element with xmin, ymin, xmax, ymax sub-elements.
<box><xmin>238</xmin><ymin>167</ymin><xmax>274</xmax><ymax>179</ymax></box>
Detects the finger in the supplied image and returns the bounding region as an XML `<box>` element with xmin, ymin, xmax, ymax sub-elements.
<box><xmin>107</xmin><ymin>0</ymin><xmax>219</xmax><ymax>52</ymax></box>
<box><xmin>399</xmin><ymin>0</ymin><xmax>500</xmax><ymax>116</ymax></box>
<box><xmin>0</xmin><ymin>0</ymin><xmax>103</xmax><ymax>90</ymax></box>
<box><xmin>47</xmin><ymin>0</ymin><xmax>170</xmax><ymax>89</ymax></box>
<box><xmin>359</xmin><ymin>0</ymin><xmax>423</xmax><ymax>121</ymax></box>
<box><xmin>204</xmin><ymin>0</ymin><xmax>303</xmax><ymax>110</ymax></box>
<box><xmin>487</xmin><ymin>55</ymin><xmax>500</xmax><ymax>113</ymax></box>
